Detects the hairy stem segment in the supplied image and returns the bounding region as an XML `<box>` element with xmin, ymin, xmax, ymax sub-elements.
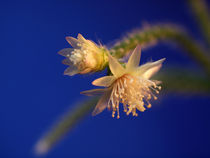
<box><xmin>188</xmin><ymin>0</ymin><xmax>210</xmax><ymax>48</ymax></box>
<box><xmin>155</xmin><ymin>67</ymin><xmax>210</xmax><ymax>95</ymax></box>
<box><xmin>110</xmin><ymin>24</ymin><xmax>210</xmax><ymax>75</ymax></box>
<box><xmin>34</xmin><ymin>97</ymin><xmax>99</xmax><ymax>155</ymax></box>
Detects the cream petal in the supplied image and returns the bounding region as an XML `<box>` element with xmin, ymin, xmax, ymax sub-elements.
<box><xmin>92</xmin><ymin>76</ymin><xmax>116</xmax><ymax>87</ymax></box>
<box><xmin>77</xmin><ymin>33</ymin><xmax>87</xmax><ymax>43</ymax></box>
<box><xmin>80</xmin><ymin>68</ymin><xmax>92</xmax><ymax>74</ymax></box>
<box><xmin>118</xmin><ymin>50</ymin><xmax>133</xmax><ymax>63</ymax></box>
<box><xmin>80</xmin><ymin>89</ymin><xmax>106</xmax><ymax>96</ymax></box>
<box><xmin>142</xmin><ymin>64</ymin><xmax>162</xmax><ymax>79</ymax></box>
<box><xmin>64</xmin><ymin>66</ymin><xmax>79</xmax><ymax>76</ymax></box>
<box><xmin>126</xmin><ymin>45</ymin><xmax>141</xmax><ymax>71</ymax></box>
<box><xmin>65</xmin><ymin>36</ymin><xmax>79</xmax><ymax>48</ymax></box>
<box><xmin>136</xmin><ymin>58</ymin><xmax>165</xmax><ymax>79</ymax></box>
<box><xmin>86</xmin><ymin>40</ymin><xmax>98</xmax><ymax>48</ymax></box>
<box><xmin>108</xmin><ymin>53</ymin><xmax>125</xmax><ymax>78</ymax></box>
<box><xmin>92</xmin><ymin>89</ymin><xmax>111</xmax><ymax>116</ymax></box>
<box><xmin>58</xmin><ymin>48</ymin><xmax>73</xmax><ymax>57</ymax></box>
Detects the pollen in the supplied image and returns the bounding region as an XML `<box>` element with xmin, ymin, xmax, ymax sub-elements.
<box><xmin>108</xmin><ymin>74</ymin><xmax>160</xmax><ymax>118</ymax></box>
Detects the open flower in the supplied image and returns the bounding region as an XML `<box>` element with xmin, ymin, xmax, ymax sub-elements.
<box><xmin>58</xmin><ymin>34</ymin><xmax>108</xmax><ymax>76</ymax></box>
<box><xmin>81</xmin><ymin>45</ymin><xmax>165</xmax><ymax>118</ymax></box>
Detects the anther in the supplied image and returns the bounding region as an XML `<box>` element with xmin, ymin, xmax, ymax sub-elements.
<box><xmin>147</xmin><ymin>104</ymin><xmax>152</xmax><ymax>108</ymax></box>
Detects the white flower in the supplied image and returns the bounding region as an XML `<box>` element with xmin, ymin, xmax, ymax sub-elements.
<box><xmin>58</xmin><ymin>34</ymin><xmax>108</xmax><ymax>76</ymax></box>
<box><xmin>81</xmin><ymin>45</ymin><xmax>165</xmax><ymax>118</ymax></box>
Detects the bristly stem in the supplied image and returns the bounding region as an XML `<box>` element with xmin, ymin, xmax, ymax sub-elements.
<box><xmin>110</xmin><ymin>24</ymin><xmax>210</xmax><ymax>75</ymax></box>
<box><xmin>188</xmin><ymin>0</ymin><xmax>210</xmax><ymax>48</ymax></box>
<box><xmin>34</xmin><ymin>97</ymin><xmax>99</xmax><ymax>155</ymax></box>
<box><xmin>155</xmin><ymin>67</ymin><xmax>210</xmax><ymax>95</ymax></box>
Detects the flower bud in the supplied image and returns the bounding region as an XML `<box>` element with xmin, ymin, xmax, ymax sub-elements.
<box><xmin>58</xmin><ymin>34</ymin><xmax>108</xmax><ymax>76</ymax></box>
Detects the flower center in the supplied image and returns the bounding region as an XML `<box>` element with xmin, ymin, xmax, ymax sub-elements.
<box><xmin>69</xmin><ymin>44</ymin><xmax>97</xmax><ymax>71</ymax></box>
<box><xmin>108</xmin><ymin>74</ymin><xmax>161</xmax><ymax>118</ymax></box>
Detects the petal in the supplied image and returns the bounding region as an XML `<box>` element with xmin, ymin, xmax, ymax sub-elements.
<box><xmin>77</xmin><ymin>33</ymin><xmax>86</xmax><ymax>43</ymax></box>
<box><xmin>142</xmin><ymin>64</ymin><xmax>162</xmax><ymax>79</ymax></box>
<box><xmin>126</xmin><ymin>45</ymin><xmax>141</xmax><ymax>71</ymax></box>
<box><xmin>80</xmin><ymin>68</ymin><xmax>92</xmax><ymax>74</ymax></box>
<box><xmin>65</xmin><ymin>36</ymin><xmax>79</xmax><ymax>48</ymax></box>
<box><xmin>92</xmin><ymin>89</ymin><xmax>111</xmax><ymax>116</ymax></box>
<box><xmin>58</xmin><ymin>48</ymin><xmax>73</xmax><ymax>57</ymax></box>
<box><xmin>108</xmin><ymin>53</ymin><xmax>125</xmax><ymax>78</ymax></box>
<box><xmin>64</xmin><ymin>66</ymin><xmax>79</xmax><ymax>76</ymax></box>
<box><xmin>118</xmin><ymin>50</ymin><xmax>133</xmax><ymax>63</ymax></box>
<box><xmin>80</xmin><ymin>89</ymin><xmax>106</xmax><ymax>96</ymax></box>
<box><xmin>92</xmin><ymin>76</ymin><xmax>116</xmax><ymax>87</ymax></box>
<box><xmin>62</xmin><ymin>58</ymin><xmax>71</xmax><ymax>65</ymax></box>
<box><xmin>136</xmin><ymin>58</ymin><xmax>165</xmax><ymax>79</ymax></box>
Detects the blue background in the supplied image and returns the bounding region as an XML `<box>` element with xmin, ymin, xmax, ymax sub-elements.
<box><xmin>1</xmin><ymin>0</ymin><xmax>210</xmax><ymax>158</ymax></box>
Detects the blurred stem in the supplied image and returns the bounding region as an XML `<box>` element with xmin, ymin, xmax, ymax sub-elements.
<box><xmin>34</xmin><ymin>97</ymin><xmax>98</xmax><ymax>155</ymax></box>
<box><xmin>188</xmin><ymin>0</ymin><xmax>210</xmax><ymax>48</ymax></box>
<box><xmin>110</xmin><ymin>24</ymin><xmax>210</xmax><ymax>76</ymax></box>
<box><xmin>155</xmin><ymin>67</ymin><xmax>210</xmax><ymax>95</ymax></box>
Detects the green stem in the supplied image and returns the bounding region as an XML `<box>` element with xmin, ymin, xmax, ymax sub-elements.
<box><xmin>110</xmin><ymin>24</ymin><xmax>210</xmax><ymax>75</ymax></box>
<box><xmin>34</xmin><ymin>97</ymin><xmax>98</xmax><ymax>155</ymax></box>
<box><xmin>155</xmin><ymin>67</ymin><xmax>210</xmax><ymax>95</ymax></box>
<box><xmin>188</xmin><ymin>0</ymin><xmax>210</xmax><ymax>48</ymax></box>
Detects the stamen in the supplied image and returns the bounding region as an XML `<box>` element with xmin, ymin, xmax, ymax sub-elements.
<box><xmin>147</xmin><ymin>104</ymin><xmax>152</xmax><ymax>108</ymax></box>
<box><xmin>109</xmin><ymin>74</ymin><xmax>160</xmax><ymax>118</ymax></box>
<box><xmin>117</xmin><ymin>106</ymin><xmax>120</xmax><ymax>119</ymax></box>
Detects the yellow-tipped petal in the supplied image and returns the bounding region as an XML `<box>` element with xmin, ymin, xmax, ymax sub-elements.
<box><xmin>92</xmin><ymin>76</ymin><xmax>116</xmax><ymax>87</ymax></box>
<box><xmin>92</xmin><ymin>89</ymin><xmax>111</xmax><ymax>116</ymax></box>
<box><xmin>77</xmin><ymin>33</ymin><xmax>86</xmax><ymax>43</ymax></box>
<box><xmin>108</xmin><ymin>53</ymin><xmax>125</xmax><ymax>78</ymax></box>
<box><xmin>136</xmin><ymin>58</ymin><xmax>165</xmax><ymax>79</ymax></box>
<box><xmin>65</xmin><ymin>36</ymin><xmax>79</xmax><ymax>48</ymax></box>
<box><xmin>126</xmin><ymin>45</ymin><xmax>141</xmax><ymax>71</ymax></box>
<box><xmin>80</xmin><ymin>89</ymin><xmax>106</xmax><ymax>96</ymax></box>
